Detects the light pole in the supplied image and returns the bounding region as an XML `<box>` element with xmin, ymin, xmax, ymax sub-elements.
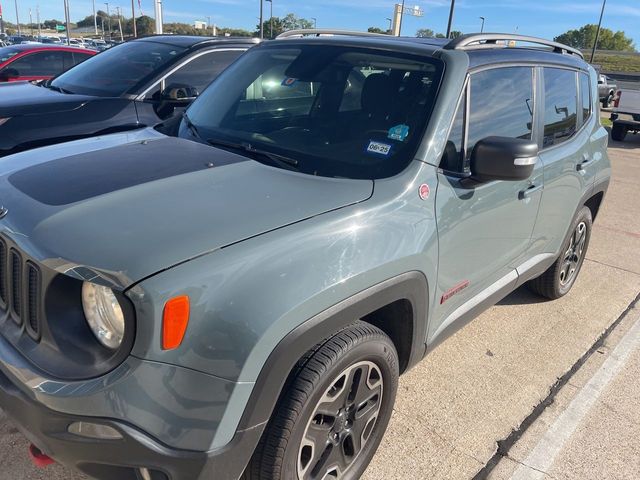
<box><xmin>479</xmin><ymin>16</ymin><xmax>485</xmax><ymax>33</ymax></box>
<box><xmin>63</xmin><ymin>0</ymin><xmax>70</xmax><ymax>45</ymax></box>
<box><xmin>14</xmin><ymin>0</ymin><xmax>20</xmax><ymax>36</ymax></box>
<box><xmin>154</xmin><ymin>0</ymin><xmax>163</xmax><ymax>34</ymax></box>
<box><xmin>311</xmin><ymin>17</ymin><xmax>317</xmax><ymax>28</ymax></box>
<box><xmin>131</xmin><ymin>0</ymin><xmax>137</xmax><ymax>37</ymax></box>
<box><xmin>104</xmin><ymin>2</ymin><xmax>111</xmax><ymax>40</ymax></box>
<box><xmin>93</xmin><ymin>0</ymin><xmax>98</xmax><ymax>35</ymax></box>
<box><xmin>386</xmin><ymin>17</ymin><xmax>392</xmax><ymax>33</ymax></box>
<box><xmin>259</xmin><ymin>0</ymin><xmax>263</xmax><ymax>39</ymax></box>
<box><xmin>397</xmin><ymin>0</ymin><xmax>405</xmax><ymax>36</ymax></box>
<box><xmin>29</xmin><ymin>8</ymin><xmax>32</xmax><ymax>35</ymax></box>
<box><xmin>265</xmin><ymin>0</ymin><xmax>273</xmax><ymax>38</ymax></box>
<box><xmin>590</xmin><ymin>0</ymin><xmax>607</xmax><ymax>63</ymax></box>
<box><xmin>446</xmin><ymin>0</ymin><xmax>456</xmax><ymax>38</ymax></box>
<box><xmin>36</xmin><ymin>5</ymin><xmax>41</xmax><ymax>37</ymax></box>
<box><xmin>115</xmin><ymin>6</ymin><xmax>123</xmax><ymax>42</ymax></box>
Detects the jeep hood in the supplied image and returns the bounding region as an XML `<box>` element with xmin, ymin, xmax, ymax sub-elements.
<box><xmin>0</xmin><ymin>129</ymin><xmax>373</xmax><ymax>287</ymax></box>
<box><xmin>0</xmin><ymin>81</ymin><xmax>97</xmax><ymax>117</ymax></box>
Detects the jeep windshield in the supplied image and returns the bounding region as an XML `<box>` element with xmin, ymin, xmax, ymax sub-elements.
<box><xmin>185</xmin><ymin>44</ymin><xmax>444</xmax><ymax>179</ymax></box>
<box><xmin>49</xmin><ymin>41</ymin><xmax>185</xmax><ymax>97</ymax></box>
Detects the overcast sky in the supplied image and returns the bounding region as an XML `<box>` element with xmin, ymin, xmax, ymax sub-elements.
<box><xmin>18</xmin><ymin>0</ymin><xmax>640</xmax><ymax>47</ymax></box>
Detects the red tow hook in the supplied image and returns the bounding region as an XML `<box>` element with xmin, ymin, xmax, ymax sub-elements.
<box><xmin>28</xmin><ymin>444</ymin><xmax>55</xmax><ymax>468</ymax></box>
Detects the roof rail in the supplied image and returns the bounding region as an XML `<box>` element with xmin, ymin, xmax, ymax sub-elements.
<box><xmin>277</xmin><ymin>29</ymin><xmax>389</xmax><ymax>39</ymax></box>
<box><xmin>444</xmin><ymin>33</ymin><xmax>584</xmax><ymax>59</ymax></box>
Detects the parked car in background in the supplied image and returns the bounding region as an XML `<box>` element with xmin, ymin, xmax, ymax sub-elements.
<box><xmin>0</xmin><ymin>35</ymin><xmax>258</xmax><ymax>157</ymax></box>
<box><xmin>611</xmin><ymin>88</ymin><xmax>640</xmax><ymax>141</ymax></box>
<box><xmin>0</xmin><ymin>44</ymin><xmax>94</xmax><ymax>83</ymax></box>
<box><xmin>0</xmin><ymin>31</ymin><xmax>610</xmax><ymax>480</ymax></box>
<box><xmin>598</xmin><ymin>74</ymin><xmax>617</xmax><ymax>108</ymax></box>
<box><xmin>68</xmin><ymin>38</ymin><xmax>88</xmax><ymax>48</ymax></box>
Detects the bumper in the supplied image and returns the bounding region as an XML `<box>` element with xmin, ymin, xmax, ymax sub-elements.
<box><xmin>0</xmin><ymin>366</ymin><xmax>262</xmax><ymax>480</ymax></box>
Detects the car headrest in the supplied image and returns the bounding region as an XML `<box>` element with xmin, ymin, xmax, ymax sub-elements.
<box><xmin>361</xmin><ymin>73</ymin><xmax>393</xmax><ymax>116</ymax></box>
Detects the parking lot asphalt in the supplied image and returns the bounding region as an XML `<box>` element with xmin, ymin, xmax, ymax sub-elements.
<box><xmin>1</xmin><ymin>132</ymin><xmax>639</xmax><ymax>480</ymax></box>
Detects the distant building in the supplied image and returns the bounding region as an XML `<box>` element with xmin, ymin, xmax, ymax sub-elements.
<box><xmin>194</xmin><ymin>21</ymin><xmax>207</xmax><ymax>30</ymax></box>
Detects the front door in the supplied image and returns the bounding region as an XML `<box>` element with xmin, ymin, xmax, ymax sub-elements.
<box><xmin>430</xmin><ymin>65</ymin><xmax>543</xmax><ymax>342</ymax></box>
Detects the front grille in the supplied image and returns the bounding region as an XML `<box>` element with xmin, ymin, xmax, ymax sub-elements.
<box><xmin>26</xmin><ymin>263</ymin><xmax>40</xmax><ymax>335</ymax></box>
<box><xmin>10</xmin><ymin>250</ymin><xmax>22</xmax><ymax>322</ymax></box>
<box><xmin>0</xmin><ymin>242</ymin><xmax>43</xmax><ymax>339</ymax></box>
<box><xmin>0</xmin><ymin>239</ymin><xmax>6</xmax><ymax>307</ymax></box>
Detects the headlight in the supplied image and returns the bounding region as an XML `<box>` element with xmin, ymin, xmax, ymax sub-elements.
<box><xmin>81</xmin><ymin>282</ymin><xmax>125</xmax><ymax>349</ymax></box>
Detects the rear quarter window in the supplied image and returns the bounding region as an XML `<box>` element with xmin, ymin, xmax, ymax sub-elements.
<box><xmin>579</xmin><ymin>72</ymin><xmax>591</xmax><ymax>123</ymax></box>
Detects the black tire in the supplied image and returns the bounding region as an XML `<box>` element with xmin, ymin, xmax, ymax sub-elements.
<box><xmin>602</xmin><ymin>93</ymin><xmax>613</xmax><ymax>109</ymax></box>
<box><xmin>528</xmin><ymin>206</ymin><xmax>593</xmax><ymax>300</ymax></box>
<box><xmin>611</xmin><ymin>123</ymin><xmax>627</xmax><ymax>142</ymax></box>
<box><xmin>246</xmin><ymin>321</ymin><xmax>399</xmax><ymax>480</ymax></box>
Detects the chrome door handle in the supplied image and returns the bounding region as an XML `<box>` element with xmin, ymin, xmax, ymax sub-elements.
<box><xmin>519</xmin><ymin>184</ymin><xmax>543</xmax><ymax>200</ymax></box>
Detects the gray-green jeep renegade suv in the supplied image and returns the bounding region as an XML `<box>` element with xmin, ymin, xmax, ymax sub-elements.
<box><xmin>0</xmin><ymin>31</ymin><xmax>610</xmax><ymax>480</ymax></box>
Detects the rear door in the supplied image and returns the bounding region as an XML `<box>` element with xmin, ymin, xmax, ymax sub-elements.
<box><xmin>431</xmin><ymin>66</ymin><xmax>543</xmax><ymax>340</ymax></box>
<box><xmin>530</xmin><ymin>67</ymin><xmax>594</xmax><ymax>256</ymax></box>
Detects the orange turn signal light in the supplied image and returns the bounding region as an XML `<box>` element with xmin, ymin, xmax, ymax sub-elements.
<box><xmin>162</xmin><ymin>295</ymin><xmax>190</xmax><ymax>350</ymax></box>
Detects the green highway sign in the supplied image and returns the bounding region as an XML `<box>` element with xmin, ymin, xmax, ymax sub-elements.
<box><xmin>56</xmin><ymin>25</ymin><xmax>65</xmax><ymax>32</ymax></box>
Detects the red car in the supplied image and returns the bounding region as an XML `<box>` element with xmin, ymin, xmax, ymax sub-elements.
<box><xmin>0</xmin><ymin>44</ymin><xmax>95</xmax><ymax>83</ymax></box>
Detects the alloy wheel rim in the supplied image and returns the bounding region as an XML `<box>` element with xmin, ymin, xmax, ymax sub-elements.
<box><xmin>297</xmin><ymin>361</ymin><xmax>384</xmax><ymax>480</ymax></box>
<box><xmin>559</xmin><ymin>221</ymin><xmax>587</xmax><ymax>286</ymax></box>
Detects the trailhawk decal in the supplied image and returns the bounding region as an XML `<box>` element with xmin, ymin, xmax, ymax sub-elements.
<box><xmin>440</xmin><ymin>280</ymin><xmax>470</xmax><ymax>304</ymax></box>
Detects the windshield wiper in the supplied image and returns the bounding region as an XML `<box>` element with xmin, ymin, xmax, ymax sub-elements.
<box><xmin>43</xmin><ymin>81</ymin><xmax>74</xmax><ymax>94</ymax></box>
<box><xmin>182</xmin><ymin>112</ymin><xmax>202</xmax><ymax>140</ymax></box>
<box><xmin>207</xmin><ymin>138</ymin><xmax>300</xmax><ymax>170</ymax></box>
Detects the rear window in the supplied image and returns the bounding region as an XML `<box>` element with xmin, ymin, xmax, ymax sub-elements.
<box><xmin>543</xmin><ymin>68</ymin><xmax>578</xmax><ymax>148</ymax></box>
<box><xmin>186</xmin><ymin>45</ymin><xmax>444</xmax><ymax>180</ymax></box>
<box><xmin>51</xmin><ymin>41</ymin><xmax>185</xmax><ymax>97</ymax></box>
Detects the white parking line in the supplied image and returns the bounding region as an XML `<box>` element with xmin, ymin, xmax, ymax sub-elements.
<box><xmin>510</xmin><ymin>309</ymin><xmax>640</xmax><ymax>480</ymax></box>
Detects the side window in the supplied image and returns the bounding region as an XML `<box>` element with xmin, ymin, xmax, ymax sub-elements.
<box><xmin>466</xmin><ymin>67</ymin><xmax>534</xmax><ymax>171</ymax></box>
<box><xmin>543</xmin><ymin>68</ymin><xmax>578</xmax><ymax>148</ymax></box>
<box><xmin>8</xmin><ymin>51</ymin><xmax>64</xmax><ymax>76</ymax></box>
<box><xmin>580</xmin><ymin>73</ymin><xmax>591</xmax><ymax>124</ymax></box>
<box><xmin>165</xmin><ymin>50</ymin><xmax>243</xmax><ymax>94</ymax></box>
<box><xmin>72</xmin><ymin>52</ymin><xmax>93</xmax><ymax>67</ymax></box>
<box><xmin>440</xmin><ymin>90</ymin><xmax>465</xmax><ymax>172</ymax></box>
<box><xmin>62</xmin><ymin>52</ymin><xmax>75</xmax><ymax>70</ymax></box>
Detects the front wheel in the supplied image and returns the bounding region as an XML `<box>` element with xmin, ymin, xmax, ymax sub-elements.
<box><xmin>602</xmin><ymin>93</ymin><xmax>614</xmax><ymax>108</ymax></box>
<box><xmin>247</xmin><ymin>322</ymin><xmax>399</xmax><ymax>480</ymax></box>
<box><xmin>528</xmin><ymin>206</ymin><xmax>592</xmax><ymax>299</ymax></box>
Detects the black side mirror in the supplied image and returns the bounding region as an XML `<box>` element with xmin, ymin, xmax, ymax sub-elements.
<box><xmin>160</xmin><ymin>85</ymin><xmax>199</xmax><ymax>105</ymax></box>
<box><xmin>471</xmin><ymin>136</ymin><xmax>538</xmax><ymax>182</ymax></box>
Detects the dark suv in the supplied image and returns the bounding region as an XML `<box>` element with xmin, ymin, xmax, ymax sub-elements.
<box><xmin>0</xmin><ymin>35</ymin><xmax>259</xmax><ymax>157</ymax></box>
<box><xmin>0</xmin><ymin>31</ymin><xmax>609</xmax><ymax>480</ymax></box>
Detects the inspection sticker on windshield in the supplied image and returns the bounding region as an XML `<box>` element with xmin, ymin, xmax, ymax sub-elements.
<box><xmin>366</xmin><ymin>141</ymin><xmax>392</xmax><ymax>156</ymax></box>
<box><xmin>281</xmin><ymin>77</ymin><xmax>298</xmax><ymax>87</ymax></box>
<box><xmin>388</xmin><ymin>124</ymin><xmax>410</xmax><ymax>141</ymax></box>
